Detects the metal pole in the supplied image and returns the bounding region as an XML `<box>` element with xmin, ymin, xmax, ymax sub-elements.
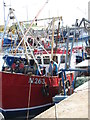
<box><xmin>69</xmin><ymin>27</ymin><xmax>76</xmax><ymax>68</ymax></box>
<box><xmin>65</xmin><ymin>28</ymin><xmax>70</xmax><ymax>69</ymax></box>
<box><xmin>51</xmin><ymin>17</ymin><xmax>55</xmax><ymax>60</ymax></box>
<box><xmin>0</xmin><ymin>11</ymin><xmax>10</xmax><ymax>50</ymax></box>
<box><xmin>88</xmin><ymin>1</ymin><xmax>90</xmax><ymax>38</ymax></box>
<box><xmin>61</xmin><ymin>72</ymin><xmax>66</xmax><ymax>96</ymax></box>
<box><xmin>55</xmin><ymin>19</ymin><xmax>60</xmax><ymax>52</ymax></box>
<box><xmin>82</xmin><ymin>46</ymin><xmax>84</xmax><ymax>61</ymax></box>
<box><xmin>3</xmin><ymin>0</ymin><xmax>6</xmax><ymax>25</ymax></box>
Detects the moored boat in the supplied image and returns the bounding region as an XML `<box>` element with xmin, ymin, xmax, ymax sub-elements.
<box><xmin>0</xmin><ymin>7</ymin><xmax>75</xmax><ymax>119</ymax></box>
<box><xmin>0</xmin><ymin>49</ymin><xmax>74</xmax><ymax>119</ymax></box>
<box><xmin>0</xmin><ymin>71</ymin><xmax>61</xmax><ymax>119</ymax></box>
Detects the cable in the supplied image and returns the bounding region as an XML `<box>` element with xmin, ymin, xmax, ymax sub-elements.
<box><xmin>26</xmin><ymin>77</ymin><xmax>32</xmax><ymax>120</ymax></box>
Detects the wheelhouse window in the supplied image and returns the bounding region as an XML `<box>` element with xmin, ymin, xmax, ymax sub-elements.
<box><xmin>36</xmin><ymin>56</ymin><xmax>42</xmax><ymax>64</ymax></box>
<box><xmin>43</xmin><ymin>56</ymin><xmax>50</xmax><ymax>64</ymax></box>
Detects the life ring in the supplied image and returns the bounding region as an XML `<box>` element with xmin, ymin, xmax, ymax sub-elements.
<box><xmin>41</xmin><ymin>84</ymin><xmax>49</xmax><ymax>96</ymax></box>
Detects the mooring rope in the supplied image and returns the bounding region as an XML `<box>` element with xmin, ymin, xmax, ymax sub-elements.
<box><xmin>26</xmin><ymin>77</ymin><xmax>32</xmax><ymax>120</ymax></box>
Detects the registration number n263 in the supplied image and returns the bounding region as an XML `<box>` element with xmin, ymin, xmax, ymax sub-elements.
<box><xmin>29</xmin><ymin>77</ymin><xmax>45</xmax><ymax>84</ymax></box>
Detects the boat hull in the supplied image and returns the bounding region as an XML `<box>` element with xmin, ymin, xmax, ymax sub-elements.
<box><xmin>0</xmin><ymin>72</ymin><xmax>60</xmax><ymax>119</ymax></box>
<box><xmin>0</xmin><ymin>103</ymin><xmax>53</xmax><ymax>119</ymax></box>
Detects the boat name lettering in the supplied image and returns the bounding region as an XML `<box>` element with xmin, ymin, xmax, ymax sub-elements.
<box><xmin>29</xmin><ymin>77</ymin><xmax>45</xmax><ymax>84</ymax></box>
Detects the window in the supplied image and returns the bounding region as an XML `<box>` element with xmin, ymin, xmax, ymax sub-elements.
<box><xmin>36</xmin><ymin>56</ymin><xmax>42</xmax><ymax>64</ymax></box>
<box><xmin>53</xmin><ymin>56</ymin><xmax>58</xmax><ymax>63</ymax></box>
<box><xmin>43</xmin><ymin>56</ymin><xmax>50</xmax><ymax>64</ymax></box>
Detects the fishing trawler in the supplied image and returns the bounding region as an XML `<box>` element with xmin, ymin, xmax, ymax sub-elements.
<box><xmin>0</xmin><ymin>7</ymin><xmax>75</xmax><ymax>120</ymax></box>
<box><xmin>0</xmin><ymin>52</ymin><xmax>75</xmax><ymax>120</ymax></box>
<box><xmin>0</xmin><ymin>62</ymin><xmax>61</xmax><ymax>119</ymax></box>
<box><xmin>0</xmin><ymin>38</ymin><xmax>75</xmax><ymax>119</ymax></box>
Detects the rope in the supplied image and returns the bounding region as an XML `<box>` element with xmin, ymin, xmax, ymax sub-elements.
<box><xmin>26</xmin><ymin>77</ymin><xmax>32</xmax><ymax>120</ymax></box>
<box><xmin>15</xmin><ymin>0</ymin><xmax>49</xmax><ymax>53</ymax></box>
<box><xmin>22</xmin><ymin>23</ymin><xmax>49</xmax><ymax>55</ymax></box>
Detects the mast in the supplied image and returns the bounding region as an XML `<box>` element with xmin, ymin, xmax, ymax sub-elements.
<box><xmin>65</xmin><ymin>27</ymin><xmax>70</xmax><ymax>69</ymax></box>
<box><xmin>55</xmin><ymin>18</ymin><xmax>61</xmax><ymax>53</ymax></box>
<box><xmin>88</xmin><ymin>1</ymin><xmax>90</xmax><ymax>45</ymax></box>
<box><xmin>51</xmin><ymin>17</ymin><xmax>62</xmax><ymax>59</ymax></box>
<box><xmin>51</xmin><ymin>17</ymin><xmax>55</xmax><ymax>60</ymax></box>
<box><xmin>3</xmin><ymin>0</ymin><xmax>6</xmax><ymax>25</ymax></box>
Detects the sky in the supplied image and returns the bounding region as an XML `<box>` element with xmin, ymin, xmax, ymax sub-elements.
<box><xmin>0</xmin><ymin>0</ymin><xmax>90</xmax><ymax>26</ymax></box>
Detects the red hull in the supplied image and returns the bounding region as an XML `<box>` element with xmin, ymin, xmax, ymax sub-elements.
<box><xmin>0</xmin><ymin>72</ymin><xmax>60</xmax><ymax>110</ymax></box>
